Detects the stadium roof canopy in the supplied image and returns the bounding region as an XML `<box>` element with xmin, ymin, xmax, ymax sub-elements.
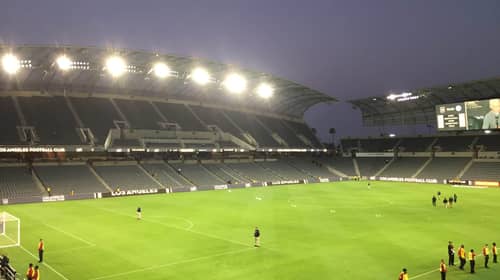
<box><xmin>0</xmin><ymin>45</ymin><xmax>336</xmax><ymax>118</ymax></box>
<box><xmin>349</xmin><ymin>77</ymin><xmax>500</xmax><ymax>127</ymax></box>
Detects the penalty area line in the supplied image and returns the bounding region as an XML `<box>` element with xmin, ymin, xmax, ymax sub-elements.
<box><xmin>89</xmin><ymin>247</ymin><xmax>254</xmax><ymax>280</ymax></box>
<box><xmin>94</xmin><ymin>206</ymin><xmax>258</xmax><ymax>250</ymax></box>
<box><xmin>3</xmin><ymin>234</ymin><xmax>70</xmax><ymax>280</ymax></box>
<box><xmin>19</xmin><ymin>245</ymin><xmax>70</xmax><ymax>280</ymax></box>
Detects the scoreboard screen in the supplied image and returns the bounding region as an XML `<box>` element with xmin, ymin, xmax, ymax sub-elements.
<box><xmin>436</xmin><ymin>98</ymin><xmax>500</xmax><ymax>131</ymax></box>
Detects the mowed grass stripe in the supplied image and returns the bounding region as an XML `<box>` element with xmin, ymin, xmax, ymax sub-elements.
<box><xmin>0</xmin><ymin>181</ymin><xmax>499</xmax><ymax>280</ymax></box>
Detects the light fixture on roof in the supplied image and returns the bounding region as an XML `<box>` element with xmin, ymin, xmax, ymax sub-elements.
<box><xmin>153</xmin><ymin>62</ymin><xmax>170</xmax><ymax>79</ymax></box>
<box><xmin>56</xmin><ymin>55</ymin><xmax>72</xmax><ymax>71</ymax></box>
<box><xmin>190</xmin><ymin>67</ymin><xmax>210</xmax><ymax>85</ymax></box>
<box><xmin>256</xmin><ymin>83</ymin><xmax>274</xmax><ymax>99</ymax></box>
<box><xmin>223</xmin><ymin>73</ymin><xmax>247</xmax><ymax>94</ymax></box>
<box><xmin>484</xmin><ymin>130</ymin><xmax>492</xmax><ymax>134</ymax></box>
<box><xmin>388</xmin><ymin>133</ymin><xmax>396</xmax><ymax>138</ymax></box>
<box><xmin>1</xmin><ymin>53</ymin><xmax>21</xmax><ymax>74</ymax></box>
<box><xmin>387</xmin><ymin>92</ymin><xmax>420</xmax><ymax>102</ymax></box>
<box><xmin>105</xmin><ymin>55</ymin><xmax>126</xmax><ymax>77</ymax></box>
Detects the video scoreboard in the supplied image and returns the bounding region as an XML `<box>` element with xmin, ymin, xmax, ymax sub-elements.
<box><xmin>436</xmin><ymin>98</ymin><xmax>500</xmax><ymax>131</ymax></box>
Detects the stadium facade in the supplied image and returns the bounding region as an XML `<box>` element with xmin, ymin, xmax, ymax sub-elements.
<box><xmin>0</xmin><ymin>45</ymin><xmax>500</xmax><ymax>206</ymax></box>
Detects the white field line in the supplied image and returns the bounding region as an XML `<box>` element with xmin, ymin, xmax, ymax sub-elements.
<box><xmin>49</xmin><ymin>244</ymin><xmax>96</xmax><ymax>255</ymax></box>
<box><xmin>89</xmin><ymin>247</ymin><xmax>253</xmax><ymax>280</ymax></box>
<box><xmin>2</xmin><ymin>234</ymin><xmax>70</xmax><ymax>280</ymax></box>
<box><xmin>19</xmin><ymin>245</ymin><xmax>70</xmax><ymax>280</ymax></box>
<box><xmin>412</xmin><ymin>268</ymin><xmax>438</xmax><ymax>279</ymax></box>
<box><xmin>95</xmin><ymin>206</ymin><xmax>253</xmax><ymax>249</ymax></box>
<box><xmin>145</xmin><ymin>215</ymin><xmax>194</xmax><ymax>230</ymax></box>
<box><xmin>42</xmin><ymin>223</ymin><xmax>96</xmax><ymax>246</ymax></box>
<box><xmin>412</xmin><ymin>254</ymin><xmax>485</xmax><ymax>279</ymax></box>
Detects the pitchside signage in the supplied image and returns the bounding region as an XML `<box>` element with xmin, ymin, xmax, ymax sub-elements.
<box><xmin>101</xmin><ymin>188</ymin><xmax>168</xmax><ymax>198</ymax></box>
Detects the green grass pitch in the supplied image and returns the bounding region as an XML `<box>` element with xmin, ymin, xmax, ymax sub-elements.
<box><xmin>1</xmin><ymin>181</ymin><xmax>499</xmax><ymax>280</ymax></box>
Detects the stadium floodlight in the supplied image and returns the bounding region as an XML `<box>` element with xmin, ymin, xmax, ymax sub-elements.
<box><xmin>389</xmin><ymin>133</ymin><xmax>396</xmax><ymax>138</ymax></box>
<box><xmin>1</xmin><ymin>54</ymin><xmax>21</xmax><ymax>75</ymax></box>
<box><xmin>56</xmin><ymin>55</ymin><xmax>72</xmax><ymax>71</ymax></box>
<box><xmin>105</xmin><ymin>56</ymin><xmax>126</xmax><ymax>77</ymax></box>
<box><xmin>190</xmin><ymin>67</ymin><xmax>210</xmax><ymax>85</ymax></box>
<box><xmin>256</xmin><ymin>83</ymin><xmax>274</xmax><ymax>99</ymax></box>
<box><xmin>223</xmin><ymin>73</ymin><xmax>247</xmax><ymax>94</ymax></box>
<box><xmin>153</xmin><ymin>62</ymin><xmax>170</xmax><ymax>79</ymax></box>
<box><xmin>484</xmin><ymin>130</ymin><xmax>492</xmax><ymax>134</ymax></box>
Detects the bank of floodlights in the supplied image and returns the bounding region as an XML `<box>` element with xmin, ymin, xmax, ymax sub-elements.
<box><xmin>256</xmin><ymin>83</ymin><xmax>274</xmax><ymax>99</ymax></box>
<box><xmin>223</xmin><ymin>73</ymin><xmax>247</xmax><ymax>94</ymax></box>
<box><xmin>152</xmin><ymin>62</ymin><xmax>170</xmax><ymax>79</ymax></box>
<box><xmin>56</xmin><ymin>55</ymin><xmax>72</xmax><ymax>71</ymax></box>
<box><xmin>1</xmin><ymin>54</ymin><xmax>21</xmax><ymax>74</ymax></box>
<box><xmin>2</xmin><ymin>50</ymin><xmax>279</xmax><ymax>99</ymax></box>
<box><xmin>105</xmin><ymin>56</ymin><xmax>126</xmax><ymax>77</ymax></box>
<box><xmin>190</xmin><ymin>67</ymin><xmax>211</xmax><ymax>85</ymax></box>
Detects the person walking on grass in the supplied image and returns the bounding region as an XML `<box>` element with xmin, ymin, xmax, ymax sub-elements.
<box><xmin>469</xmin><ymin>249</ymin><xmax>476</xmax><ymax>274</ymax></box>
<box><xmin>493</xmin><ymin>242</ymin><xmax>498</xmax><ymax>263</ymax></box>
<box><xmin>458</xmin><ymin>244</ymin><xmax>466</xmax><ymax>270</ymax></box>
<box><xmin>136</xmin><ymin>207</ymin><xmax>142</xmax><ymax>220</ymax></box>
<box><xmin>254</xmin><ymin>227</ymin><xmax>261</xmax><ymax>247</ymax></box>
<box><xmin>26</xmin><ymin>263</ymin><xmax>34</xmax><ymax>280</ymax></box>
<box><xmin>33</xmin><ymin>265</ymin><xmax>40</xmax><ymax>280</ymax></box>
<box><xmin>439</xmin><ymin>259</ymin><xmax>447</xmax><ymax>280</ymax></box>
<box><xmin>447</xmin><ymin>241</ymin><xmax>455</xmax><ymax>266</ymax></box>
<box><xmin>398</xmin><ymin>268</ymin><xmax>408</xmax><ymax>280</ymax></box>
<box><xmin>37</xmin><ymin>239</ymin><xmax>44</xmax><ymax>263</ymax></box>
<box><xmin>483</xmin><ymin>244</ymin><xmax>490</xmax><ymax>268</ymax></box>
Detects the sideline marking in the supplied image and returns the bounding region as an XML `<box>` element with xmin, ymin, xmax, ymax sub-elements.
<box><xmin>94</xmin><ymin>206</ymin><xmax>253</xmax><ymax>249</ymax></box>
<box><xmin>3</xmin><ymin>234</ymin><xmax>69</xmax><ymax>280</ymax></box>
<box><xmin>19</xmin><ymin>245</ymin><xmax>70</xmax><ymax>280</ymax></box>
<box><xmin>42</xmin><ymin>223</ymin><xmax>96</xmax><ymax>246</ymax></box>
<box><xmin>89</xmin><ymin>247</ymin><xmax>253</xmax><ymax>280</ymax></box>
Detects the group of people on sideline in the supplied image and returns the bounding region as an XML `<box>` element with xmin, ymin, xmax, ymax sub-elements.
<box><xmin>399</xmin><ymin>241</ymin><xmax>497</xmax><ymax>280</ymax></box>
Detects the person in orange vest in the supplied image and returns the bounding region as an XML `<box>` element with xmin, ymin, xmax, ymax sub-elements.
<box><xmin>458</xmin><ymin>244</ymin><xmax>466</xmax><ymax>270</ymax></box>
<box><xmin>483</xmin><ymin>244</ymin><xmax>490</xmax><ymax>268</ymax></box>
<box><xmin>38</xmin><ymin>239</ymin><xmax>44</xmax><ymax>263</ymax></box>
<box><xmin>493</xmin><ymin>242</ymin><xmax>498</xmax><ymax>263</ymax></box>
<box><xmin>439</xmin><ymin>259</ymin><xmax>447</xmax><ymax>280</ymax></box>
<box><xmin>32</xmin><ymin>265</ymin><xmax>40</xmax><ymax>280</ymax></box>
<box><xmin>469</xmin><ymin>249</ymin><xmax>476</xmax><ymax>273</ymax></box>
<box><xmin>26</xmin><ymin>263</ymin><xmax>34</xmax><ymax>280</ymax></box>
<box><xmin>398</xmin><ymin>268</ymin><xmax>408</xmax><ymax>280</ymax></box>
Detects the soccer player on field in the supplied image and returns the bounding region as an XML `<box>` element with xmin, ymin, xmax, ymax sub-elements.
<box><xmin>26</xmin><ymin>263</ymin><xmax>34</xmax><ymax>280</ymax></box>
<box><xmin>432</xmin><ymin>195</ymin><xmax>437</xmax><ymax>207</ymax></box>
<box><xmin>398</xmin><ymin>268</ymin><xmax>408</xmax><ymax>280</ymax></box>
<box><xmin>136</xmin><ymin>207</ymin><xmax>142</xmax><ymax>220</ymax></box>
<box><xmin>439</xmin><ymin>259</ymin><xmax>447</xmax><ymax>280</ymax></box>
<box><xmin>254</xmin><ymin>227</ymin><xmax>260</xmax><ymax>247</ymax></box>
<box><xmin>458</xmin><ymin>244</ymin><xmax>466</xmax><ymax>270</ymax></box>
<box><xmin>469</xmin><ymin>249</ymin><xmax>476</xmax><ymax>273</ymax></box>
<box><xmin>38</xmin><ymin>239</ymin><xmax>44</xmax><ymax>263</ymax></box>
<box><xmin>443</xmin><ymin>197</ymin><xmax>448</xmax><ymax>208</ymax></box>
<box><xmin>483</xmin><ymin>244</ymin><xmax>490</xmax><ymax>268</ymax></box>
<box><xmin>493</xmin><ymin>242</ymin><xmax>498</xmax><ymax>263</ymax></box>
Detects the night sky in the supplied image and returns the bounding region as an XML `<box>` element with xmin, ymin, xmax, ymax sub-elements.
<box><xmin>1</xmin><ymin>0</ymin><xmax>499</xmax><ymax>142</ymax></box>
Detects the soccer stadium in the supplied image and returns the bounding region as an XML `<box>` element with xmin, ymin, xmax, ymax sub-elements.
<box><xmin>0</xmin><ymin>44</ymin><xmax>499</xmax><ymax>280</ymax></box>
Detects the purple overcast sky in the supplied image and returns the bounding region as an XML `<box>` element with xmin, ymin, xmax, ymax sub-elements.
<box><xmin>1</xmin><ymin>0</ymin><xmax>499</xmax><ymax>141</ymax></box>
